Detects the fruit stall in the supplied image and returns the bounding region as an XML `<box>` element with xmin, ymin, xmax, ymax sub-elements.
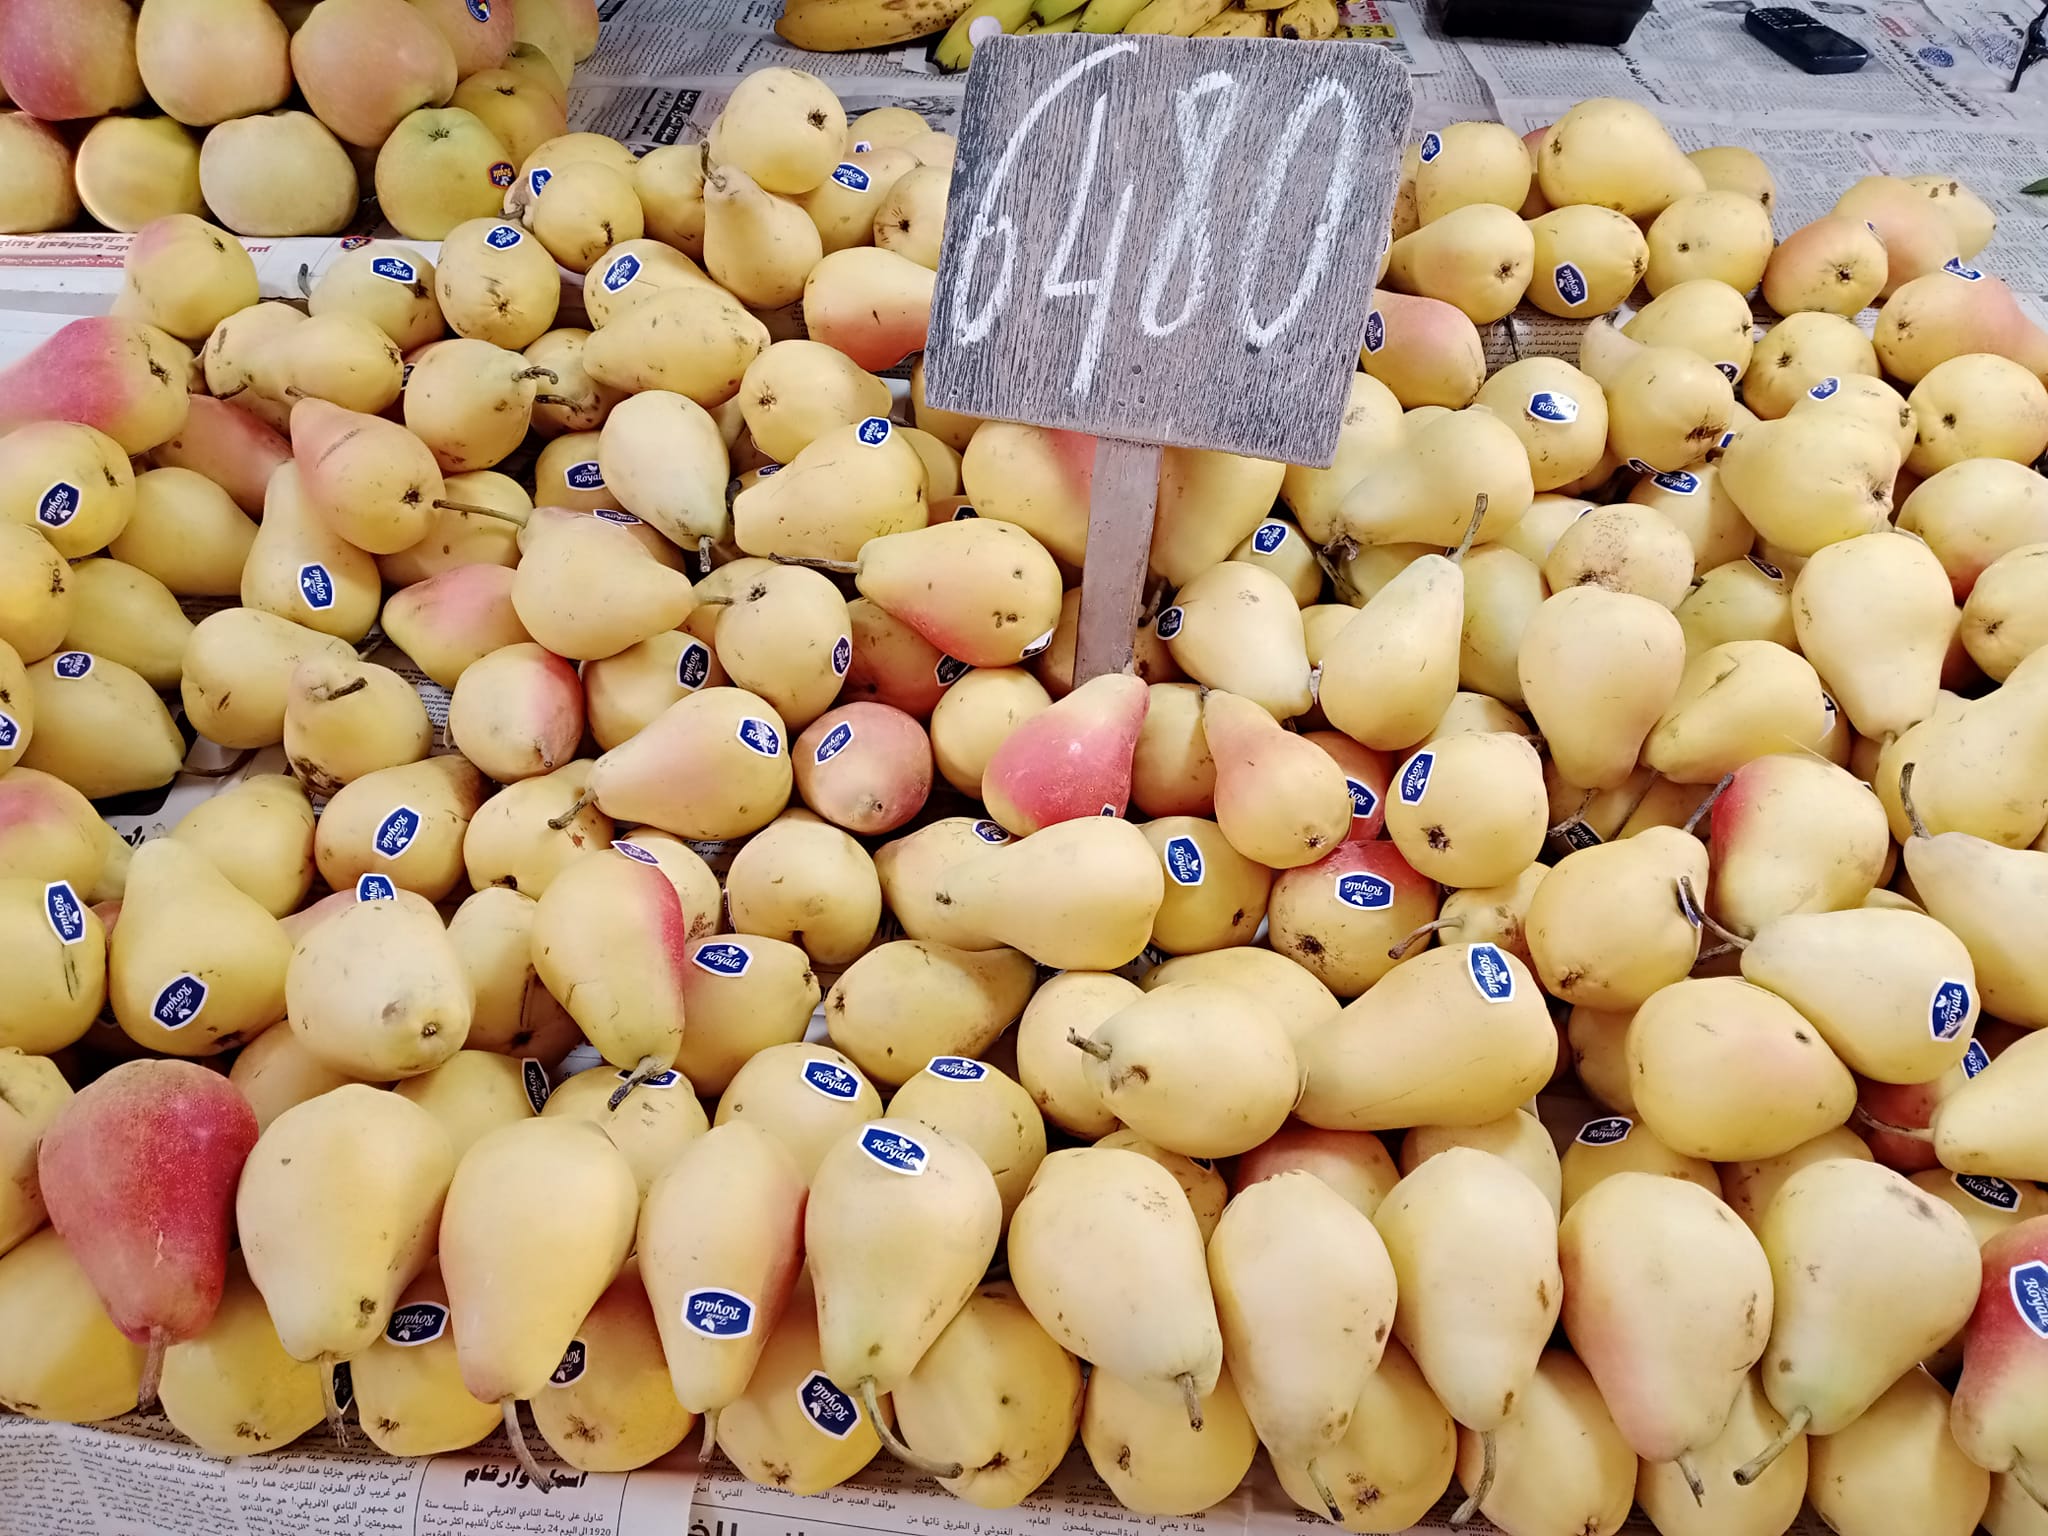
<box><xmin>1</xmin><ymin>2</ymin><xmax>2047</xmax><ymax>1536</ymax></box>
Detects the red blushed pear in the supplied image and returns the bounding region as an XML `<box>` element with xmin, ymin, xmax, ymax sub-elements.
<box><xmin>980</xmin><ymin>673</ymin><xmax>1149</xmax><ymax>836</ymax></box>
<box><xmin>0</xmin><ymin>317</ymin><xmax>191</xmax><ymax>456</ymax></box>
<box><xmin>36</xmin><ymin>1060</ymin><xmax>260</xmax><ymax>1404</ymax></box>
<box><xmin>1953</xmin><ymin>1216</ymin><xmax>2048</xmax><ymax>1510</ymax></box>
<box><xmin>1303</xmin><ymin>731</ymin><xmax>1393</xmax><ymax>842</ymax></box>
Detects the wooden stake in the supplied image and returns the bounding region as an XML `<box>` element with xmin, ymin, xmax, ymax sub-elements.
<box><xmin>1073</xmin><ymin>437</ymin><xmax>1162</xmax><ymax>684</ymax></box>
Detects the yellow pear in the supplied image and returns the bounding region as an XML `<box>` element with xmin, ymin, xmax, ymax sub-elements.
<box><xmin>1384</xmin><ymin>731</ymin><xmax>1547</xmax><ymax>889</ymax></box>
<box><xmin>1334</xmin><ymin>408</ymin><xmax>1535</xmax><ymax>548</ymax></box>
<box><xmin>1008</xmin><ymin>1147</ymin><xmax>1222</xmax><ymax>1421</ymax></box>
<box><xmin>927</xmin><ymin>817</ymin><xmax>1164</xmax><ymax>972</ymax></box>
<box><xmin>0</xmin><ymin>876</ymin><xmax>107</xmax><ymax>1056</ymax></box>
<box><xmin>1383</xmin><ymin>203</ymin><xmax>1534</xmax><ymax>324</ymax></box>
<box><xmin>179</xmin><ymin>607</ymin><xmax>357</xmax><ymax>750</ymax></box>
<box><xmin>588</xmin><ymin>687</ymin><xmax>793</xmax><ymax>842</ymax></box>
<box><xmin>1140</xmin><ymin>815</ymin><xmax>1273</xmax><ymax>954</ymax></box>
<box><xmin>159</xmin><ymin>1255</ymin><xmax>326</xmax><ymax>1456</ymax></box>
<box><xmin>597</xmin><ymin>388</ymin><xmax>731</xmax><ymax>552</ymax></box>
<box><xmin>1790</xmin><ymin>530</ymin><xmax>1955</xmax><ymax>737</ymax></box>
<box><xmin>1560</xmin><ymin>1113</ymin><xmax>1721</xmax><ymax>1215</ymax></box>
<box><xmin>110</xmin><ymin>837</ymin><xmax>290</xmax><ymax>1057</ymax></box>
<box><xmin>1270</xmin><ymin>1338</ymin><xmax>1457</xmax><ymax>1532</ymax></box>
<box><xmin>884</xmin><ymin>1060</ymin><xmax>1044</xmax><ymax>1231</ymax></box>
<box><xmin>0</xmin><ymin>1228</ymin><xmax>144</xmax><ymax>1422</ymax></box>
<box><xmin>1201</xmin><ymin>689</ymin><xmax>1352</xmax><ymax>869</ymax></box>
<box><xmin>540</xmin><ymin>1061</ymin><xmax>708</xmax><ymax>1195</ymax></box>
<box><xmin>393</xmin><ymin>1050</ymin><xmax>537</xmax><ymax>1161</ymax></box>
<box><xmin>1454</xmin><ymin>1350</ymin><xmax>1637</xmax><ymax>1536</ymax></box>
<box><xmin>1013</xmin><ymin>972</ymin><xmax>1134</xmax><ymax>1141</ymax></box>
<box><xmin>228</xmin><ymin>1022</ymin><xmax>363</xmax><ymax>1133</ymax></box>
<box><xmin>1931</xmin><ymin>1028</ymin><xmax>2048</xmax><ymax>1181</ymax></box>
<box><xmin>726</xmin><ymin>809</ymin><xmax>879</xmax><ymax>966</ymax></box>
<box><xmin>511</xmin><ymin>513</ymin><xmax>696</xmax><ymax>662</ymax></box>
<box><xmin>59</xmin><ymin>558</ymin><xmax>191</xmax><ymax>689</ymax></box>
<box><xmin>889</xmin><ymin>1279</ymin><xmax>1083</xmax><ymax>1509</ymax></box>
<box><xmin>313</xmin><ymin>754</ymin><xmax>489</xmax><ymax>902</ymax></box>
<box><xmin>1644</xmin><ymin>641</ymin><xmax>1828</xmax><ymax>783</ymax></box>
<box><xmin>236</xmin><ymin>1085</ymin><xmax>454</xmax><ymax>1370</ymax></box>
<box><xmin>1626</xmin><ymin>977</ymin><xmax>1854</xmax><ymax>1161</ymax></box>
<box><xmin>462</xmin><ymin>761</ymin><xmax>611</xmax><ymax>898</ymax></box>
<box><xmin>529</xmin><ymin>1268</ymin><xmax>696</xmax><ymax>1472</ymax></box>
<box><xmin>1525</xmin><ymin>827</ymin><xmax>1706</xmax><ymax>1010</ymax></box>
<box><xmin>1296</xmin><ymin>942</ymin><xmax>1553</xmax><ymax>1131</ymax></box>
<box><xmin>702</xmin><ymin>161</ymin><xmax>824</xmax><ymax>309</ymax></box>
<box><xmin>1806</xmin><ymin>1365</ymin><xmax>1989</xmax><ymax>1536</ymax></box>
<box><xmin>171</xmin><ymin>774</ymin><xmax>315</xmax><ymax>919</ymax></box>
<box><xmin>710</xmin><ymin>563</ymin><xmax>853</xmax><ymax>732</ymax></box>
<box><xmin>1519</xmin><ymin>586</ymin><xmax>1686</xmax><ymax>789</ymax></box>
<box><xmin>353</xmin><ymin>1262</ymin><xmax>501</xmax><ymax>1457</ymax></box>
<box><xmin>1559</xmin><ymin>1173</ymin><xmax>1772</xmax><ymax>1486</ymax></box>
<box><xmin>807</xmin><ymin>1117</ymin><xmax>1001</xmax><ymax>1473</ymax></box>
<box><xmin>438</xmin><ymin>1117</ymin><xmax>639</xmax><ymax>1484</ymax></box>
<box><xmin>0</xmin><ymin>1049</ymin><xmax>70</xmax><ymax>1257</ymax></box>
<box><xmin>1209</xmin><ymin>1170</ymin><xmax>1397</xmax><ymax>1515</ymax></box>
<box><xmin>717</xmin><ymin>1275</ymin><xmax>888</xmax><ymax>1495</ymax></box>
<box><xmin>581</xmin><ymin>283</ymin><xmax>769</xmax><ymax>406</ymax></box>
<box><xmin>241</xmin><ymin>462</ymin><xmax>381</xmax><ymax>641</ymax></box>
<box><xmin>1638</xmin><ymin>1371</ymin><xmax>1811</xmax><ymax>1536</ymax></box>
<box><xmin>1159</xmin><ymin>561</ymin><xmax>1315</xmax><ymax>719</ymax></box>
<box><xmin>532</xmin><ymin>845</ymin><xmax>688</xmax><ymax>1086</ymax></box>
<box><xmin>672</xmin><ymin>932</ymin><xmax>817</xmax><ymax>1094</ymax></box>
<box><xmin>1081</xmin><ymin>1362</ymin><xmax>1259</xmax><ymax>1516</ymax></box>
<box><xmin>1073</xmin><ymin>983</ymin><xmax>1296</xmax><ymax>1160</ymax></box>
<box><xmin>1400</xmin><ymin>1109</ymin><xmax>1562</xmax><ymax>1218</ymax></box>
<box><xmin>288</xmin><ymin>889</ymin><xmax>472</xmax><ymax>1079</ymax></box>
<box><xmin>637</xmin><ymin>1119</ymin><xmax>806</xmax><ymax>1457</ymax></box>
<box><xmin>1707</xmin><ymin>753</ymin><xmax>1890</xmax><ymax>937</ymax></box>
<box><xmin>21</xmin><ymin>649</ymin><xmax>184</xmax><ymax>799</ymax></box>
<box><xmin>281</xmin><ymin>653</ymin><xmax>431</xmax><ymax>796</ymax></box>
<box><xmin>734</xmin><ymin>411</ymin><xmax>926</xmax><ymax>563</ymax></box>
<box><xmin>1316</xmin><ymin>531</ymin><xmax>1474</xmax><ymax>751</ymax></box>
<box><xmin>1735</xmin><ymin>1159</ymin><xmax>1980</xmax><ymax>1484</ymax></box>
<box><xmin>826</xmin><ymin>941</ymin><xmax>1032</xmax><ymax>1091</ymax></box>
<box><xmin>713</xmin><ymin>1042</ymin><xmax>883</xmax><ymax>1181</ymax></box>
<box><xmin>1375</xmin><ymin>1148</ymin><xmax>1563</xmax><ymax>1519</ymax></box>
<box><xmin>1148</xmin><ymin>447</ymin><xmax>1290</xmax><ymax>588</ymax></box>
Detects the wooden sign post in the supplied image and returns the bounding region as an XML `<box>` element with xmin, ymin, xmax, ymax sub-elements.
<box><xmin>923</xmin><ymin>34</ymin><xmax>1412</xmax><ymax>682</ymax></box>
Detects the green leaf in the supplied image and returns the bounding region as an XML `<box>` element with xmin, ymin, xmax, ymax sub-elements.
<box><xmin>2026</xmin><ymin>176</ymin><xmax>2048</xmax><ymax>194</ymax></box>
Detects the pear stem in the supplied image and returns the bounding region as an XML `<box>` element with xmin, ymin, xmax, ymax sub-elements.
<box><xmin>547</xmin><ymin>793</ymin><xmax>595</xmax><ymax>831</ymax></box>
<box><xmin>771</xmin><ymin>553</ymin><xmax>860</xmax><ymax>574</ymax></box>
<box><xmin>1452</xmin><ymin>1430</ymin><xmax>1495</xmax><ymax>1524</ymax></box>
<box><xmin>1683</xmin><ymin>773</ymin><xmax>1736</xmax><ymax>836</ymax></box>
<box><xmin>1305</xmin><ymin>1456</ymin><xmax>1343</xmax><ymax>1522</ymax></box>
<box><xmin>607</xmin><ymin>1055</ymin><xmax>667</xmax><ymax>1111</ymax></box>
<box><xmin>700</xmin><ymin>1408</ymin><xmax>721</xmax><ymax>1472</ymax></box>
<box><xmin>137</xmin><ymin>1327</ymin><xmax>166</xmax><ymax>1411</ymax></box>
<box><xmin>1449</xmin><ymin>494</ymin><xmax>1488</xmax><ymax>564</ymax></box>
<box><xmin>320</xmin><ymin>1357</ymin><xmax>348</xmax><ymax>1444</ymax></box>
<box><xmin>431</xmin><ymin>499</ymin><xmax>527</xmax><ymax>525</ymax></box>
<box><xmin>1067</xmin><ymin>1030</ymin><xmax>1114</xmax><ymax>1062</ymax></box>
<box><xmin>1732</xmin><ymin>1404</ymin><xmax>1809</xmax><ymax>1486</ymax></box>
<box><xmin>1898</xmin><ymin>761</ymin><xmax>1930</xmax><ymax>840</ymax></box>
<box><xmin>184</xmin><ymin>748</ymin><xmax>258</xmax><ymax>780</ymax></box>
<box><xmin>1548</xmin><ymin>790</ymin><xmax>1596</xmax><ymax>840</ymax></box>
<box><xmin>860</xmin><ymin>1377</ymin><xmax>963</xmax><ymax>1478</ymax></box>
<box><xmin>699</xmin><ymin>536</ymin><xmax>715</xmax><ymax>574</ymax></box>
<box><xmin>502</xmin><ymin>1399</ymin><xmax>554</xmax><ymax>1492</ymax></box>
<box><xmin>1176</xmin><ymin>1372</ymin><xmax>1204</xmax><ymax>1431</ymax></box>
<box><xmin>1676</xmin><ymin>1451</ymin><xmax>1705</xmax><ymax>1506</ymax></box>
<box><xmin>515</xmin><ymin>366</ymin><xmax>560</xmax><ymax>385</ymax></box>
<box><xmin>1679</xmin><ymin>876</ymin><xmax>1748</xmax><ymax>949</ymax></box>
<box><xmin>2011</xmin><ymin>1454</ymin><xmax>2048</xmax><ymax>1514</ymax></box>
<box><xmin>1852</xmin><ymin>1105</ymin><xmax>1933</xmax><ymax>1141</ymax></box>
<box><xmin>692</xmin><ymin>595</ymin><xmax>733</xmax><ymax>608</ymax></box>
<box><xmin>1389</xmin><ymin>917</ymin><xmax>1459</xmax><ymax>960</ymax></box>
<box><xmin>308</xmin><ymin>676</ymin><xmax>368</xmax><ymax>704</ymax></box>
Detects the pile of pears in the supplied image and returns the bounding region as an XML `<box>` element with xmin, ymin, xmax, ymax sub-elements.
<box><xmin>3</xmin><ymin>68</ymin><xmax>2048</xmax><ymax>1536</ymax></box>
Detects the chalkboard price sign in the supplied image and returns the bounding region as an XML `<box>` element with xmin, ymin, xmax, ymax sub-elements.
<box><xmin>924</xmin><ymin>33</ymin><xmax>1412</xmax><ymax>468</ymax></box>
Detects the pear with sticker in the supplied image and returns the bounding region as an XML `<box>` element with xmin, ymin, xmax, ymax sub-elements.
<box><xmin>110</xmin><ymin>838</ymin><xmax>292</xmax><ymax>1058</ymax></box>
<box><xmin>712</xmin><ymin>1043</ymin><xmax>882</xmax><ymax>1182</ymax></box>
<box><xmin>529</xmin><ymin>1268</ymin><xmax>697</xmax><ymax>1472</ymax></box>
<box><xmin>716</xmin><ymin>1273</ymin><xmax>888</xmax><ymax>1495</ymax></box>
<box><xmin>1930</xmin><ymin>1030</ymin><xmax>2048</xmax><ymax>1183</ymax></box>
<box><xmin>1524</xmin><ymin>824</ymin><xmax>1707</xmax><ymax>1012</ymax></box>
<box><xmin>352</xmin><ymin>1263</ymin><xmax>501</xmax><ymax>1457</ymax></box>
<box><xmin>439</xmin><ymin>1116</ymin><xmax>640</xmax><ymax>1490</ymax></box>
<box><xmin>241</xmin><ymin>462</ymin><xmax>381</xmax><ymax>643</ymax></box>
<box><xmin>1296</xmin><ymin>943</ymin><xmax>1554</xmax><ymax>1132</ymax></box>
<box><xmin>926</xmin><ymin>817</ymin><xmax>1165</xmax><ymax>973</ymax></box>
<box><xmin>1201</xmin><ymin>689</ymin><xmax>1353</xmax><ymax>871</ymax></box>
<box><xmin>1950</xmin><ymin>1215</ymin><xmax>2048</xmax><ymax>1511</ymax></box>
<box><xmin>806</xmin><ymin>1118</ymin><xmax>1001</xmax><ymax>1478</ymax></box>
<box><xmin>980</xmin><ymin>673</ymin><xmax>1148</xmax><ymax>836</ymax></box>
<box><xmin>637</xmin><ymin>1121</ymin><xmax>807</xmax><ymax>1465</ymax></box>
<box><xmin>289</xmin><ymin>888</ymin><xmax>473</xmax><ymax>1081</ymax></box>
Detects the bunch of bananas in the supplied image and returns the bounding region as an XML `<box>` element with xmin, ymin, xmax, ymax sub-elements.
<box><xmin>775</xmin><ymin>0</ymin><xmax>1340</xmax><ymax>60</ymax></box>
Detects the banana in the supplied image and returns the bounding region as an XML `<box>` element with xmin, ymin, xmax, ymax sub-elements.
<box><xmin>1273</xmin><ymin>0</ymin><xmax>1338</xmax><ymax>35</ymax></box>
<box><xmin>1242</xmin><ymin>0</ymin><xmax>1290</xmax><ymax>12</ymax></box>
<box><xmin>1194</xmin><ymin>6</ymin><xmax>1269</xmax><ymax>31</ymax></box>
<box><xmin>1078</xmin><ymin>0</ymin><xmax>1150</xmax><ymax>31</ymax></box>
<box><xmin>1123</xmin><ymin>0</ymin><xmax>1230</xmax><ymax>32</ymax></box>
<box><xmin>1033</xmin><ymin>0</ymin><xmax>1089</xmax><ymax>17</ymax></box>
<box><xmin>1036</xmin><ymin>7</ymin><xmax>1085</xmax><ymax>25</ymax></box>
<box><xmin>775</xmin><ymin>0</ymin><xmax>973</xmax><ymax>48</ymax></box>
<box><xmin>934</xmin><ymin>0</ymin><xmax>1035</xmax><ymax>68</ymax></box>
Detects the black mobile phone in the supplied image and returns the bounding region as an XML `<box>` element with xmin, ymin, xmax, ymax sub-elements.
<box><xmin>1743</xmin><ymin>7</ymin><xmax>1872</xmax><ymax>72</ymax></box>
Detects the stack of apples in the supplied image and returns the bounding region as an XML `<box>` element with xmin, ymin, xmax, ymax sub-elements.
<box><xmin>0</xmin><ymin>0</ymin><xmax>599</xmax><ymax>237</ymax></box>
<box><xmin>2</xmin><ymin>68</ymin><xmax>2048</xmax><ymax>1536</ymax></box>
